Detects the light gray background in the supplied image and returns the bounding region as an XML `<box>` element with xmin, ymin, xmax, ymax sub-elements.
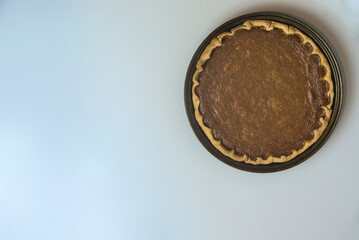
<box><xmin>0</xmin><ymin>0</ymin><xmax>358</xmax><ymax>239</ymax></box>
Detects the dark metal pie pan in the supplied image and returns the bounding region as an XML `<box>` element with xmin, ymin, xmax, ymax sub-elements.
<box><xmin>184</xmin><ymin>12</ymin><xmax>343</xmax><ymax>173</ymax></box>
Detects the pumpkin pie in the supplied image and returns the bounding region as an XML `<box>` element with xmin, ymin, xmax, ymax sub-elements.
<box><xmin>192</xmin><ymin>20</ymin><xmax>333</xmax><ymax>165</ymax></box>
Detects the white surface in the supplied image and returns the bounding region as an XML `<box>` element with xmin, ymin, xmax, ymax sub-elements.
<box><xmin>0</xmin><ymin>0</ymin><xmax>358</xmax><ymax>239</ymax></box>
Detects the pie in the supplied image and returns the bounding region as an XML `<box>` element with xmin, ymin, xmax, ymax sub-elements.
<box><xmin>192</xmin><ymin>20</ymin><xmax>334</xmax><ymax>165</ymax></box>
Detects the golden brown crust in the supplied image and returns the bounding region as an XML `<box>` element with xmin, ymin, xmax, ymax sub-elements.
<box><xmin>192</xmin><ymin>20</ymin><xmax>334</xmax><ymax>165</ymax></box>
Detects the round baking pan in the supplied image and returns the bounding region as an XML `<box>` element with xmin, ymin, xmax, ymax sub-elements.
<box><xmin>184</xmin><ymin>12</ymin><xmax>343</xmax><ymax>173</ymax></box>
